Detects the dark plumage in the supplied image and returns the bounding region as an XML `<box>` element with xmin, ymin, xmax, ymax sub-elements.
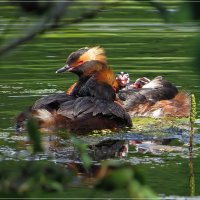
<box><xmin>16</xmin><ymin>94</ymin><xmax>131</xmax><ymax>133</ymax></box>
<box><xmin>33</xmin><ymin>93</ymin><xmax>74</xmax><ymax>111</ymax></box>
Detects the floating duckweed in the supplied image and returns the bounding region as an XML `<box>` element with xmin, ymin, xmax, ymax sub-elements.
<box><xmin>91</xmin><ymin>129</ymin><xmax>113</xmax><ymax>136</ymax></box>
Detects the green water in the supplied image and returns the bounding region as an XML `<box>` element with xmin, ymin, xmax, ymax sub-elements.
<box><xmin>0</xmin><ymin>1</ymin><xmax>200</xmax><ymax>198</ymax></box>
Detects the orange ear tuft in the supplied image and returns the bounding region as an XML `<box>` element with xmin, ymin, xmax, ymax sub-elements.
<box><xmin>79</xmin><ymin>46</ymin><xmax>107</xmax><ymax>64</ymax></box>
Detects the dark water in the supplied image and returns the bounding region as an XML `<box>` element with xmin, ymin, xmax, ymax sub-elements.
<box><xmin>0</xmin><ymin>1</ymin><xmax>200</xmax><ymax>198</ymax></box>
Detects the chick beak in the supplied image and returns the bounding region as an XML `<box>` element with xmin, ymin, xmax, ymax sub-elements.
<box><xmin>56</xmin><ymin>65</ymin><xmax>71</xmax><ymax>73</ymax></box>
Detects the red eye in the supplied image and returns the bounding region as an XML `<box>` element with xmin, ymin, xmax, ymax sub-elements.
<box><xmin>77</xmin><ymin>60</ymin><xmax>83</xmax><ymax>65</ymax></box>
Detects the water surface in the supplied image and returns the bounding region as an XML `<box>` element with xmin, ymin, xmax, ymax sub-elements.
<box><xmin>0</xmin><ymin>1</ymin><xmax>200</xmax><ymax>198</ymax></box>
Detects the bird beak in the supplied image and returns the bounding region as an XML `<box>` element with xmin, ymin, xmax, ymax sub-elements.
<box><xmin>56</xmin><ymin>65</ymin><xmax>71</xmax><ymax>73</ymax></box>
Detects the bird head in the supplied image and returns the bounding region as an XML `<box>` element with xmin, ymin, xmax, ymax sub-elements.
<box><xmin>56</xmin><ymin>46</ymin><xmax>107</xmax><ymax>77</ymax></box>
<box><xmin>116</xmin><ymin>72</ymin><xmax>130</xmax><ymax>87</ymax></box>
<box><xmin>132</xmin><ymin>77</ymin><xmax>151</xmax><ymax>88</ymax></box>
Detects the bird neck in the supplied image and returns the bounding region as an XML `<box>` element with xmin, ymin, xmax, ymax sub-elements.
<box><xmin>71</xmin><ymin>76</ymin><xmax>91</xmax><ymax>97</ymax></box>
<box><xmin>95</xmin><ymin>68</ymin><xmax>119</xmax><ymax>92</ymax></box>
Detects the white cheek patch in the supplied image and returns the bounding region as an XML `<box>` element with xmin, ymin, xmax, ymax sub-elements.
<box><xmin>127</xmin><ymin>77</ymin><xmax>130</xmax><ymax>83</ymax></box>
<box><xmin>119</xmin><ymin>75</ymin><xmax>123</xmax><ymax>80</ymax></box>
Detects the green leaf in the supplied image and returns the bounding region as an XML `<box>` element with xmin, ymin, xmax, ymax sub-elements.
<box><xmin>27</xmin><ymin>118</ymin><xmax>43</xmax><ymax>153</ymax></box>
<box><xmin>128</xmin><ymin>180</ymin><xmax>157</xmax><ymax>199</ymax></box>
<box><xmin>95</xmin><ymin>167</ymin><xmax>134</xmax><ymax>191</ymax></box>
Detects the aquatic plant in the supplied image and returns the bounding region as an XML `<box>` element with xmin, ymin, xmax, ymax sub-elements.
<box><xmin>189</xmin><ymin>94</ymin><xmax>196</xmax><ymax>151</ymax></box>
<box><xmin>189</xmin><ymin>94</ymin><xmax>196</xmax><ymax>197</ymax></box>
<box><xmin>27</xmin><ymin>117</ymin><xmax>43</xmax><ymax>153</ymax></box>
